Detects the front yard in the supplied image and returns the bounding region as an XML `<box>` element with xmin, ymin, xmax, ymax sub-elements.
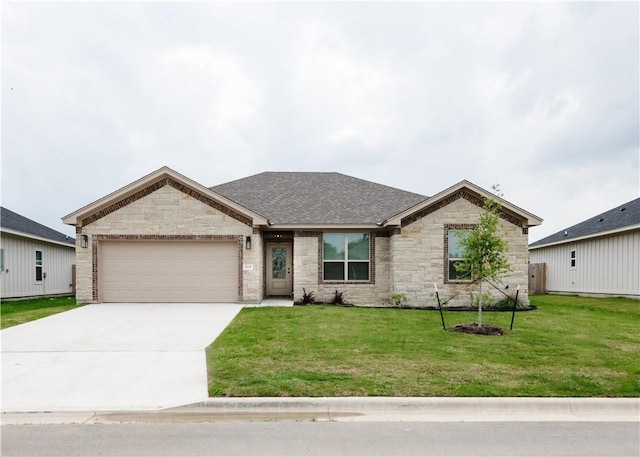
<box><xmin>0</xmin><ymin>296</ymin><xmax>78</xmax><ymax>329</ymax></box>
<box><xmin>207</xmin><ymin>295</ymin><xmax>639</xmax><ymax>397</ymax></box>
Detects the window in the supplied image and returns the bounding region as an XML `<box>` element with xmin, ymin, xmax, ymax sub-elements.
<box><xmin>323</xmin><ymin>233</ymin><xmax>370</xmax><ymax>281</ymax></box>
<box><xmin>0</xmin><ymin>248</ymin><xmax>4</xmax><ymax>272</ymax></box>
<box><xmin>448</xmin><ymin>229</ymin><xmax>471</xmax><ymax>281</ymax></box>
<box><xmin>35</xmin><ymin>250</ymin><xmax>43</xmax><ymax>281</ymax></box>
<box><xmin>570</xmin><ymin>249</ymin><xmax>577</xmax><ymax>269</ymax></box>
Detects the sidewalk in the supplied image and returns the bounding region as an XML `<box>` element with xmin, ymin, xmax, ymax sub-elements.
<box><xmin>3</xmin><ymin>397</ymin><xmax>638</xmax><ymax>424</ymax></box>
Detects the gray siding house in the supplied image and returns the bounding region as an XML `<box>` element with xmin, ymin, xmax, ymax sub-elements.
<box><xmin>63</xmin><ymin>167</ymin><xmax>542</xmax><ymax>307</ymax></box>
<box><xmin>1</xmin><ymin>207</ymin><xmax>76</xmax><ymax>299</ymax></box>
<box><xmin>529</xmin><ymin>198</ymin><xmax>640</xmax><ymax>298</ymax></box>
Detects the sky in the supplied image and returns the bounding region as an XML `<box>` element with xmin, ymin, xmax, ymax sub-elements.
<box><xmin>2</xmin><ymin>2</ymin><xmax>638</xmax><ymax>243</ymax></box>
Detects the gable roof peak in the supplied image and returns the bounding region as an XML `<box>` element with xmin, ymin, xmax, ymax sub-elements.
<box><xmin>63</xmin><ymin>166</ymin><xmax>268</xmax><ymax>227</ymax></box>
<box><xmin>386</xmin><ymin>179</ymin><xmax>543</xmax><ymax>228</ymax></box>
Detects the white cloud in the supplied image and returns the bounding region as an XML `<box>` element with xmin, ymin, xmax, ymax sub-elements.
<box><xmin>2</xmin><ymin>2</ymin><xmax>637</xmax><ymax>242</ymax></box>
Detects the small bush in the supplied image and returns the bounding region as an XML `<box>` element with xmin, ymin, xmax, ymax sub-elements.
<box><xmin>390</xmin><ymin>292</ymin><xmax>409</xmax><ymax>308</ymax></box>
<box><xmin>299</xmin><ymin>288</ymin><xmax>315</xmax><ymax>305</ymax></box>
<box><xmin>469</xmin><ymin>291</ymin><xmax>494</xmax><ymax>309</ymax></box>
<box><xmin>329</xmin><ymin>290</ymin><xmax>346</xmax><ymax>306</ymax></box>
<box><xmin>492</xmin><ymin>297</ymin><xmax>535</xmax><ymax>310</ymax></box>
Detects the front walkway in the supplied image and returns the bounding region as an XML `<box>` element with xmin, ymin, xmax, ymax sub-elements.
<box><xmin>1</xmin><ymin>303</ymin><xmax>243</xmax><ymax>412</ymax></box>
<box><xmin>245</xmin><ymin>297</ymin><xmax>294</xmax><ymax>307</ymax></box>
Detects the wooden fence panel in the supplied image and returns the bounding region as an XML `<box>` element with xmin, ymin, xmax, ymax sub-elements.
<box><xmin>528</xmin><ymin>263</ymin><xmax>546</xmax><ymax>294</ymax></box>
<box><xmin>71</xmin><ymin>264</ymin><xmax>76</xmax><ymax>296</ymax></box>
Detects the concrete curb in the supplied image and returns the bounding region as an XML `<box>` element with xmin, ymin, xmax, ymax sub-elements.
<box><xmin>187</xmin><ymin>397</ymin><xmax>640</xmax><ymax>422</ymax></box>
<box><xmin>3</xmin><ymin>398</ymin><xmax>638</xmax><ymax>424</ymax></box>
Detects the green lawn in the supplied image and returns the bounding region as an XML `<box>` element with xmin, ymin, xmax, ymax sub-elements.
<box><xmin>207</xmin><ymin>295</ymin><xmax>639</xmax><ymax>397</ymax></box>
<box><xmin>1</xmin><ymin>296</ymin><xmax>78</xmax><ymax>329</ymax></box>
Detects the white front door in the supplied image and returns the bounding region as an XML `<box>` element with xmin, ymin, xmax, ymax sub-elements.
<box><xmin>266</xmin><ymin>243</ymin><xmax>292</xmax><ymax>296</ymax></box>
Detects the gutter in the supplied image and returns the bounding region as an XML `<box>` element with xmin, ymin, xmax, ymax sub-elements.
<box><xmin>1</xmin><ymin>228</ymin><xmax>76</xmax><ymax>248</ymax></box>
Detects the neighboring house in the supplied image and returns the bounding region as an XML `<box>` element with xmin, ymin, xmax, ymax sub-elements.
<box><xmin>529</xmin><ymin>198</ymin><xmax>640</xmax><ymax>298</ymax></box>
<box><xmin>63</xmin><ymin>167</ymin><xmax>542</xmax><ymax>306</ymax></box>
<box><xmin>1</xmin><ymin>207</ymin><xmax>76</xmax><ymax>299</ymax></box>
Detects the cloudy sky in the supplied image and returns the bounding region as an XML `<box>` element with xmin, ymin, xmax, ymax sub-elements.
<box><xmin>2</xmin><ymin>2</ymin><xmax>638</xmax><ymax>242</ymax></box>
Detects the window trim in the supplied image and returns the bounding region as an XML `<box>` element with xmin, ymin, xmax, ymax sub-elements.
<box><xmin>35</xmin><ymin>249</ymin><xmax>43</xmax><ymax>282</ymax></box>
<box><xmin>444</xmin><ymin>224</ymin><xmax>475</xmax><ymax>284</ymax></box>
<box><xmin>321</xmin><ymin>232</ymin><xmax>373</xmax><ymax>283</ymax></box>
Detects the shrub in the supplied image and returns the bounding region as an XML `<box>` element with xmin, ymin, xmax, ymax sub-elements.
<box><xmin>389</xmin><ymin>292</ymin><xmax>409</xmax><ymax>308</ymax></box>
<box><xmin>329</xmin><ymin>290</ymin><xmax>346</xmax><ymax>306</ymax></box>
<box><xmin>469</xmin><ymin>291</ymin><xmax>494</xmax><ymax>309</ymax></box>
<box><xmin>299</xmin><ymin>288</ymin><xmax>315</xmax><ymax>305</ymax></box>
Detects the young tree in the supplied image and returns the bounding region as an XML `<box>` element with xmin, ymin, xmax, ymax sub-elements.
<box><xmin>456</xmin><ymin>185</ymin><xmax>511</xmax><ymax>326</ymax></box>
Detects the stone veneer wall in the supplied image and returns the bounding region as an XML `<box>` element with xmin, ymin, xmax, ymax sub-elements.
<box><xmin>246</xmin><ymin>229</ymin><xmax>264</xmax><ymax>303</ymax></box>
<box><xmin>292</xmin><ymin>231</ymin><xmax>392</xmax><ymax>305</ymax></box>
<box><xmin>391</xmin><ymin>197</ymin><xmax>530</xmax><ymax>307</ymax></box>
<box><xmin>75</xmin><ymin>185</ymin><xmax>258</xmax><ymax>303</ymax></box>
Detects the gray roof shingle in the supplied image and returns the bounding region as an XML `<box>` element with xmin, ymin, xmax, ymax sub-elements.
<box><xmin>529</xmin><ymin>198</ymin><xmax>640</xmax><ymax>248</ymax></box>
<box><xmin>211</xmin><ymin>172</ymin><xmax>428</xmax><ymax>225</ymax></box>
<box><xmin>1</xmin><ymin>207</ymin><xmax>75</xmax><ymax>246</ymax></box>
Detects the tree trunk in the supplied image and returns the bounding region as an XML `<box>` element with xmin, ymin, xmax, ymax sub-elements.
<box><xmin>478</xmin><ymin>280</ymin><xmax>483</xmax><ymax>327</ymax></box>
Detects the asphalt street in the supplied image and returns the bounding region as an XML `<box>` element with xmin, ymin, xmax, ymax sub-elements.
<box><xmin>2</xmin><ymin>421</ymin><xmax>638</xmax><ymax>456</ymax></box>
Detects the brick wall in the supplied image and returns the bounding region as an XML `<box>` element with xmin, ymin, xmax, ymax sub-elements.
<box><xmin>391</xmin><ymin>197</ymin><xmax>530</xmax><ymax>307</ymax></box>
<box><xmin>76</xmin><ymin>185</ymin><xmax>258</xmax><ymax>303</ymax></box>
<box><xmin>292</xmin><ymin>232</ymin><xmax>392</xmax><ymax>305</ymax></box>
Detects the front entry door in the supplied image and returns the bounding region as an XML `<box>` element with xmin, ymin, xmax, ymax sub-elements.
<box><xmin>267</xmin><ymin>243</ymin><xmax>292</xmax><ymax>296</ymax></box>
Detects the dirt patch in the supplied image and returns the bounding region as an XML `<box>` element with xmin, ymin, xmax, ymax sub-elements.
<box><xmin>448</xmin><ymin>323</ymin><xmax>505</xmax><ymax>336</ymax></box>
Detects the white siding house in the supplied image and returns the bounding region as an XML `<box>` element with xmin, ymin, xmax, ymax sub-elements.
<box><xmin>1</xmin><ymin>207</ymin><xmax>76</xmax><ymax>299</ymax></box>
<box><xmin>529</xmin><ymin>199</ymin><xmax>640</xmax><ymax>298</ymax></box>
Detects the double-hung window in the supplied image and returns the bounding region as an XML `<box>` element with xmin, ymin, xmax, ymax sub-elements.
<box><xmin>447</xmin><ymin>229</ymin><xmax>471</xmax><ymax>281</ymax></box>
<box><xmin>323</xmin><ymin>233</ymin><xmax>370</xmax><ymax>281</ymax></box>
<box><xmin>570</xmin><ymin>249</ymin><xmax>577</xmax><ymax>269</ymax></box>
<box><xmin>35</xmin><ymin>250</ymin><xmax>43</xmax><ymax>281</ymax></box>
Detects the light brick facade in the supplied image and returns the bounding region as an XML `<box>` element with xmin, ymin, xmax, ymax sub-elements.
<box><xmin>67</xmin><ymin>169</ymin><xmax>536</xmax><ymax>306</ymax></box>
<box><xmin>76</xmin><ymin>185</ymin><xmax>260</xmax><ymax>303</ymax></box>
<box><xmin>289</xmin><ymin>197</ymin><xmax>530</xmax><ymax>307</ymax></box>
<box><xmin>391</xmin><ymin>197</ymin><xmax>530</xmax><ymax>308</ymax></box>
<box><xmin>292</xmin><ymin>232</ymin><xmax>392</xmax><ymax>305</ymax></box>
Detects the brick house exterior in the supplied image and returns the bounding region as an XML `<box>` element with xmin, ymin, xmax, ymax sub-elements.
<box><xmin>63</xmin><ymin>167</ymin><xmax>542</xmax><ymax>306</ymax></box>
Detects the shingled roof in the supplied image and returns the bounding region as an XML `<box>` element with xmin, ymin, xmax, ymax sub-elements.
<box><xmin>529</xmin><ymin>198</ymin><xmax>640</xmax><ymax>248</ymax></box>
<box><xmin>211</xmin><ymin>172</ymin><xmax>428</xmax><ymax>225</ymax></box>
<box><xmin>1</xmin><ymin>207</ymin><xmax>75</xmax><ymax>246</ymax></box>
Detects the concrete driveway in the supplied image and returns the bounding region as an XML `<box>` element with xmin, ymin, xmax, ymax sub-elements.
<box><xmin>1</xmin><ymin>303</ymin><xmax>243</xmax><ymax>412</ymax></box>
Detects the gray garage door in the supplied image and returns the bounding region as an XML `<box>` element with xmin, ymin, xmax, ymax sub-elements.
<box><xmin>100</xmin><ymin>241</ymin><xmax>238</xmax><ymax>303</ymax></box>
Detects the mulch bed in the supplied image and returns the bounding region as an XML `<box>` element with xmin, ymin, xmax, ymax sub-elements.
<box><xmin>448</xmin><ymin>322</ymin><xmax>505</xmax><ymax>336</ymax></box>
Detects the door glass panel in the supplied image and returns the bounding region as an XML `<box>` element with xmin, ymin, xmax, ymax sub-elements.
<box><xmin>272</xmin><ymin>247</ymin><xmax>286</xmax><ymax>279</ymax></box>
<box><xmin>35</xmin><ymin>250</ymin><xmax>43</xmax><ymax>281</ymax></box>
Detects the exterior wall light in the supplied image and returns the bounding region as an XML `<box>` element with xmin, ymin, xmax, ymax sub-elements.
<box><xmin>81</xmin><ymin>235</ymin><xmax>89</xmax><ymax>248</ymax></box>
<box><xmin>245</xmin><ymin>235</ymin><xmax>252</xmax><ymax>250</ymax></box>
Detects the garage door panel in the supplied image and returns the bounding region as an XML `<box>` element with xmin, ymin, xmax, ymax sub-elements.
<box><xmin>100</xmin><ymin>241</ymin><xmax>238</xmax><ymax>303</ymax></box>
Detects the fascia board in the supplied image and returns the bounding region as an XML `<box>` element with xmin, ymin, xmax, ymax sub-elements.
<box><xmin>528</xmin><ymin>224</ymin><xmax>640</xmax><ymax>250</ymax></box>
<box><xmin>1</xmin><ymin>228</ymin><xmax>76</xmax><ymax>248</ymax></box>
<box><xmin>63</xmin><ymin>166</ymin><xmax>268</xmax><ymax>226</ymax></box>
